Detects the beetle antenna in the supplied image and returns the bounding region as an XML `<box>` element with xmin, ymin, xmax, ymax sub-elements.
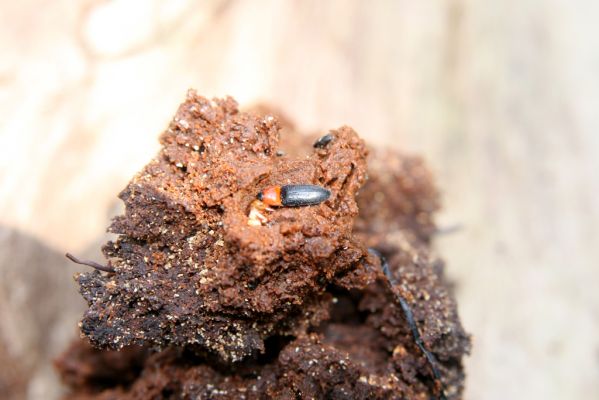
<box><xmin>368</xmin><ymin>248</ymin><xmax>447</xmax><ymax>400</ymax></box>
<box><xmin>65</xmin><ymin>253</ymin><xmax>115</xmax><ymax>273</ymax></box>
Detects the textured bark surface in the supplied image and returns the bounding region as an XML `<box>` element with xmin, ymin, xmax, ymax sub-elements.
<box><xmin>56</xmin><ymin>96</ymin><xmax>469</xmax><ymax>399</ymax></box>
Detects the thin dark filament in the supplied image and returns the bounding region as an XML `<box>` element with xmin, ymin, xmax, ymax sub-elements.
<box><xmin>65</xmin><ymin>253</ymin><xmax>115</xmax><ymax>273</ymax></box>
<box><xmin>368</xmin><ymin>248</ymin><xmax>447</xmax><ymax>400</ymax></box>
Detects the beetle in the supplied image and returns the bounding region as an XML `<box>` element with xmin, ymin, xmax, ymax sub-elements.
<box><xmin>257</xmin><ymin>184</ymin><xmax>330</xmax><ymax>207</ymax></box>
<box><xmin>249</xmin><ymin>185</ymin><xmax>330</xmax><ymax>226</ymax></box>
<box><xmin>368</xmin><ymin>248</ymin><xmax>447</xmax><ymax>400</ymax></box>
<box><xmin>313</xmin><ymin>133</ymin><xmax>334</xmax><ymax>148</ymax></box>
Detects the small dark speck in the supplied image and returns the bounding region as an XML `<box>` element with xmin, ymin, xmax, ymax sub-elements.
<box><xmin>313</xmin><ymin>133</ymin><xmax>334</xmax><ymax>148</ymax></box>
<box><xmin>276</xmin><ymin>150</ymin><xmax>285</xmax><ymax>157</ymax></box>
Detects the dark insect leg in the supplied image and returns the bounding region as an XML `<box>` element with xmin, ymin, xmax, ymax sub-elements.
<box><xmin>368</xmin><ymin>248</ymin><xmax>447</xmax><ymax>400</ymax></box>
<box><xmin>65</xmin><ymin>253</ymin><xmax>115</xmax><ymax>273</ymax></box>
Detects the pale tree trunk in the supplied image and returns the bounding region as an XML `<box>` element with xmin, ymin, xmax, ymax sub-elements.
<box><xmin>0</xmin><ymin>1</ymin><xmax>597</xmax><ymax>398</ymax></box>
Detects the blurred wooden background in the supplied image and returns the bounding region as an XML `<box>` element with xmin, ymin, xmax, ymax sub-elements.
<box><xmin>1</xmin><ymin>1</ymin><xmax>598</xmax><ymax>399</ymax></box>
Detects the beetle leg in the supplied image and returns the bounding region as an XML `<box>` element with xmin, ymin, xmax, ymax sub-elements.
<box><xmin>248</xmin><ymin>200</ymin><xmax>272</xmax><ymax>226</ymax></box>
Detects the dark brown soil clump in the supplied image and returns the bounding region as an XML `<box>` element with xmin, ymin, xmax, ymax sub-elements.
<box><xmin>57</xmin><ymin>92</ymin><xmax>470</xmax><ymax>399</ymax></box>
